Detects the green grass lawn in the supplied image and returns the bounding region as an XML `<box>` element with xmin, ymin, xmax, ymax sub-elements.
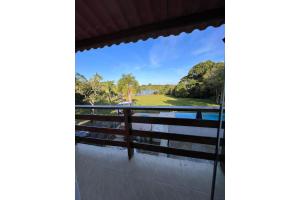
<box><xmin>133</xmin><ymin>94</ymin><xmax>217</xmax><ymax>106</ymax></box>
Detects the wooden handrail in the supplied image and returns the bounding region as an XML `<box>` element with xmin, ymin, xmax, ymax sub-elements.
<box><xmin>75</xmin><ymin>114</ymin><xmax>224</xmax><ymax>128</ymax></box>
<box><xmin>131</xmin><ymin>116</ymin><xmax>223</xmax><ymax>128</ymax></box>
<box><xmin>76</xmin><ymin>105</ymin><xmax>223</xmax><ymax>112</ymax></box>
<box><xmin>75</xmin><ymin>105</ymin><xmax>225</xmax><ymax>161</ymax></box>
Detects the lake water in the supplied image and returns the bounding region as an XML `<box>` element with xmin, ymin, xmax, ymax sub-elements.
<box><xmin>136</xmin><ymin>89</ymin><xmax>158</xmax><ymax>96</ymax></box>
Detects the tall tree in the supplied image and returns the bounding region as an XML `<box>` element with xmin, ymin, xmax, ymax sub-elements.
<box><xmin>204</xmin><ymin>62</ymin><xmax>225</xmax><ymax>103</ymax></box>
<box><xmin>75</xmin><ymin>73</ymin><xmax>88</xmax><ymax>104</ymax></box>
<box><xmin>86</xmin><ymin>73</ymin><xmax>104</xmax><ymax>105</ymax></box>
<box><xmin>174</xmin><ymin>60</ymin><xmax>224</xmax><ymax>102</ymax></box>
<box><xmin>75</xmin><ymin>73</ymin><xmax>104</xmax><ymax>106</ymax></box>
<box><xmin>117</xmin><ymin>74</ymin><xmax>139</xmax><ymax>102</ymax></box>
<box><xmin>102</xmin><ymin>81</ymin><xmax>117</xmax><ymax>104</ymax></box>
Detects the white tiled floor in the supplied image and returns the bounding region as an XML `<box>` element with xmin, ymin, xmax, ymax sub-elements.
<box><xmin>76</xmin><ymin>144</ymin><xmax>224</xmax><ymax>200</ymax></box>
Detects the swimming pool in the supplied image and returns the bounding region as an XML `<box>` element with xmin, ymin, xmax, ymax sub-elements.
<box><xmin>175</xmin><ymin>112</ymin><xmax>224</xmax><ymax>121</ymax></box>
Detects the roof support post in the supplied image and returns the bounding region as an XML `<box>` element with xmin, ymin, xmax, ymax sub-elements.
<box><xmin>210</xmin><ymin>38</ymin><xmax>225</xmax><ymax>200</ymax></box>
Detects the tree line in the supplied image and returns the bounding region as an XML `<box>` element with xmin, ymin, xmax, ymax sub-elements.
<box><xmin>75</xmin><ymin>60</ymin><xmax>224</xmax><ymax>105</ymax></box>
<box><xmin>173</xmin><ymin>60</ymin><xmax>224</xmax><ymax>103</ymax></box>
<box><xmin>75</xmin><ymin>73</ymin><xmax>139</xmax><ymax>105</ymax></box>
<box><xmin>135</xmin><ymin>60</ymin><xmax>224</xmax><ymax>103</ymax></box>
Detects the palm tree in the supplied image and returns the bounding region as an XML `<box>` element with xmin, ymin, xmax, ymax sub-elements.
<box><xmin>117</xmin><ymin>74</ymin><xmax>139</xmax><ymax>103</ymax></box>
<box><xmin>103</xmin><ymin>81</ymin><xmax>117</xmax><ymax>104</ymax></box>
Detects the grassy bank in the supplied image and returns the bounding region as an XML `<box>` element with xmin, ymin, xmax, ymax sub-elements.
<box><xmin>133</xmin><ymin>94</ymin><xmax>217</xmax><ymax>106</ymax></box>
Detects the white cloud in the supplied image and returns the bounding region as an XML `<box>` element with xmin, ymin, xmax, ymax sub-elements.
<box><xmin>190</xmin><ymin>27</ymin><xmax>224</xmax><ymax>57</ymax></box>
<box><xmin>191</xmin><ymin>46</ymin><xmax>212</xmax><ymax>56</ymax></box>
<box><xmin>148</xmin><ymin>36</ymin><xmax>181</xmax><ymax>68</ymax></box>
<box><xmin>134</xmin><ymin>66</ymin><xmax>142</xmax><ymax>70</ymax></box>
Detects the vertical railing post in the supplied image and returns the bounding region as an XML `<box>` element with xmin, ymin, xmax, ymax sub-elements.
<box><xmin>124</xmin><ymin>108</ymin><xmax>134</xmax><ymax>160</ymax></box>
<box><xmin>196</xmin><ymin>111</ymin><xmax>202</xmax><ymax>120</ymax></box>
<box><xmin>210</xmin><ymin>102</ymin><xmax>224</xmax><ymax>200</ymax></box>
<box><xmin>210</xmin><ymin>37</ymin><xmax>225</xmax><ymax>200</ymax></box>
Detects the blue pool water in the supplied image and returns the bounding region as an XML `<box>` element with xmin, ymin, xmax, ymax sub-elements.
<box><xmin>202</xmin><ymin>112</ymin><xmax>225</xmax><ymax>121</ymax></box>
<box><xmin>175</xmin><ymin>112</ymin><xmax>196</xmax><ymax>119</ymax></box>
<box><xmin>175</xmin><ymin>112</ymin><xmax>224</xmax><ymax>121</ymax></box>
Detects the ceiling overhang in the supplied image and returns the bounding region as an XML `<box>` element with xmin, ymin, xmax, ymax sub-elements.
<box><xmin>76</xmin><ymin>0</ymin><xmax>225</xmax><ymax>52</ymax></box>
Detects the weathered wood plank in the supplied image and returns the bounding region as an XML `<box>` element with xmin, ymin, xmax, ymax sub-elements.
<box><xmin>75</xmin><ymin>125</ymin><xmax>125</xmax><ymax>135</ymax></box>
<box><xmin>75</xmin><ymin>114</ymin><xmax>123</xmax><ymax>122</ymax></box>
<box><xmin>131</xmin><ymin>116</ymin><xmax>223</xmax><ymax>128</ymax></box>
<box><xmin>75</xmin><ymin>105</ymin><xmax>222</xmax><ymax>112</ymax></box>
<box><xmin>75</xmin><ymin>136</ymin><xmax>127</xmax><ymax>147</ymax></box>
<box><xmin>76</xmin><ymin>114</ymin><xmax>223</xmax><ymax>128</ymax></box>
<box><xmin>132</xmin><ymin>130</ymin><xmax>221</xmax><ymax>145</ymax></box>
<box><xmin>132</xmin><ymin>143</ymin><xmax>215</xmax><ymax>160</ymax></box>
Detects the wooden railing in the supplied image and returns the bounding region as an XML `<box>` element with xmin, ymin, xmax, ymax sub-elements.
<box><xmin>75</xmin><ymin>105</ymin><xmax>225</xmax><ymax>161</ymax></box>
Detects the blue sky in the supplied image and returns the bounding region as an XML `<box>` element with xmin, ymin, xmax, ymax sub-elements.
<box><xmin>76</xmin><ymin>25</ymin><xmax>224</xmax><ymax>85</ymax></box>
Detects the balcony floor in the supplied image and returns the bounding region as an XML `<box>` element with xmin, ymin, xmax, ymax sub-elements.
<box><xmin>76</xmin><ymin>144</ymin><xmax>224</xmax><ymax>200</ymax></box>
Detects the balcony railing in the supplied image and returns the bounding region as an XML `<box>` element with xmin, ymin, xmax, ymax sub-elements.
<box><xmin>75</xmin><ymin>105</ymin><xmax>225</xmax><ymax>161</ymax></box>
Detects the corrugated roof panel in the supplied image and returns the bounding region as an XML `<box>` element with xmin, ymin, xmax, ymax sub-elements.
<box><xmin>76</xmin><ymin>0</ymin><xmax>225</xmax><ymax>52</ymax></box>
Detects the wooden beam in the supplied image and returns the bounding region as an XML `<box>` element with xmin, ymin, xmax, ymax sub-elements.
<box><xmin>75</xmin><ymin>136</ymin><xmax>127</xmax><ymax>147</ymax></box>
<box><xmin>75</xmin><ymin>114</ymin><xmax>123</xmax><ymax>122</ymax></box>
<box><xmin>75</xmin><ymin>125</ymin><xmax>125</xmax><ymax>135</ymax></box>
<box><xmin>75</xmin><ymin>105</ymin><xmax>222</xmax><ymax>112</ymax></box>
<box><xmin>75</xmin><ymin>113</ymin><xmax>224</xmax><ymax>129</ymax></box>
<box><xmin>131</xmin><ymin>116</ymin><xmax>223</xmax><ymax>128</ymax></box>
<box><xmin>132</xmin><ymin>130</ymin><xmax>223</xmax><ymax>145</ymax></box>
<box><xmin>132</xmin><ymin>143</ymin><xmax>215</xmax><ymax>161</ymax></box>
